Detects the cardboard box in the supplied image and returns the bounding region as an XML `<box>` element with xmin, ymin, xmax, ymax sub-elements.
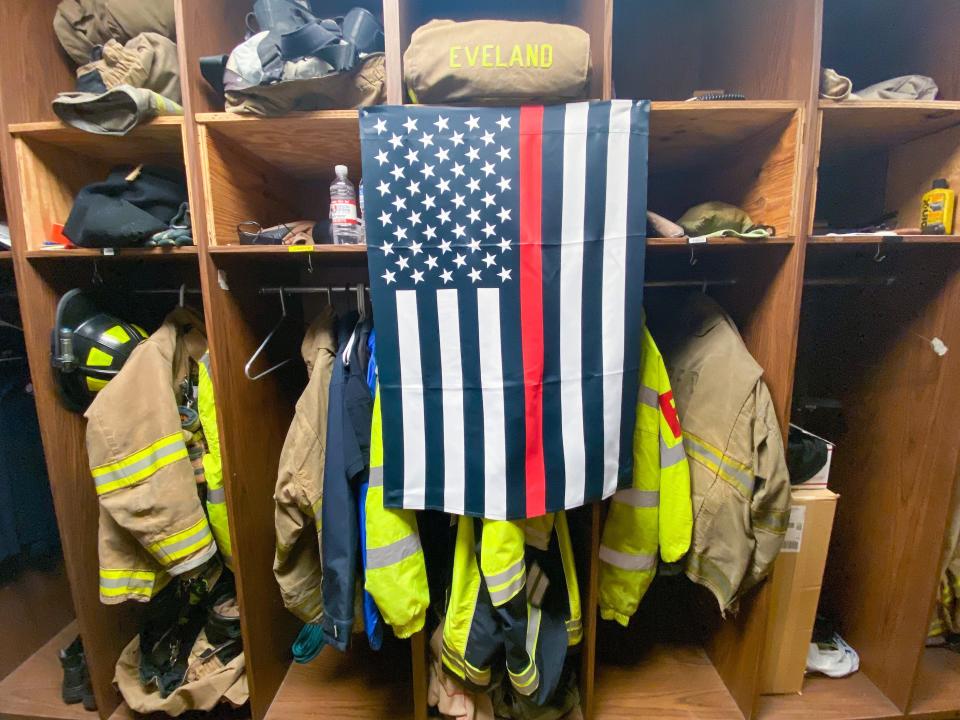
<box><xmin>760</xmin><ymin>487</ymin><xmax>839</xmax><ymax>695</ymax></box>
<box><xmin>789</xmin><ymin>424</ymin><xmax>835</xmax><ymax>489</ymax></box>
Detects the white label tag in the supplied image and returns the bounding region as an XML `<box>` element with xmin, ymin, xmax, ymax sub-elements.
<box><xmin>781</xmin><ymin>505</ymin><xmax>806</xmax><ymax>553</ymax></box>
<box><xmin>688</xmin><ymin>235</ymin><xmax>708</xmax><ymax>245</ymax></box>
<box><xmin>102</xmin><ymin>247</ymin><xmax>116</xmax><ymax>256</ymax></box>
<box><xmin>331</xmin><ymin>199</ymin><xmax>358</xmax><ymax>224</ymax></box>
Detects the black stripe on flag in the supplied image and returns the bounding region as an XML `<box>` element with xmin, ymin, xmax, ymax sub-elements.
<box><xmin>580</xmin><ymin>101</ymin><xmax>611</xmax><ymax>505</ymax></box>
<box><xmin>418</xmin><ymin>290</ymin><xmax>445</xmax><ymax>511</ymax></box>
<box><xmin>540</xmin><ymin>103</ymin><xmax>567</xmax><ymax>513</ymax></box>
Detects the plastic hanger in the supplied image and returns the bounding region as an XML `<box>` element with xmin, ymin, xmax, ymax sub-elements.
<box><xmin>244</xmin><ymin>289</ymin><xmax>294</xmax><ymax>381</ymax></box>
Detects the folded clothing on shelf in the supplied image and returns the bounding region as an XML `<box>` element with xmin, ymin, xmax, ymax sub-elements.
<box><xmin>63</xmin><ymin>164</ymin><xmax>189</xmax><ymax>248</ymax></box>
<box><xmin>403</xmin><ymin>19</ymin><xmax>591</xmax><ymax>105</ymax></box>
<box><xmin>54</xmin><ymin>0</ymin><xmax>176</xmax><ymax>66</ymax></box>
<box><xmin>204</xmin><ymin>5</ymin><xmax>387</xmax><ymax>115</ymax></box>
<box><xmin>677</xmin><ymin>201</ymin><xmax>775</xmax><ymax>240</ymax></box>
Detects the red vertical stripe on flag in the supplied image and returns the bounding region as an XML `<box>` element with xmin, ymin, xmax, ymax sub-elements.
<box><xmin>519</xmin><ymin>106</ymin><xmax>546</xmax><ymax>517</ymax></box>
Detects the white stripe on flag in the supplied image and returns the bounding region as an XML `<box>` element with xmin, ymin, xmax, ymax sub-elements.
<box><xmin>477</xmin><ymin>287</ymin><xmax>507</xmax><ymax>519</ymax></box>
<box><xmin>396</xmin><ymin>290</ymin><xmax>426</xmax><ymax>509</ymax></box>
<box><xmin>601</xmin><ymin>100</ymin><xmax>632</xmax><ymax>498</ymax></box>
<box><xmin>560</xmin><ymin>102</ymin><xmax>589</xmax><ymax>509</ymax></box>
<box><xmin>436</xmin><ymin>289</ymin><xmax>465</xmax><ymax>515</ymax></box>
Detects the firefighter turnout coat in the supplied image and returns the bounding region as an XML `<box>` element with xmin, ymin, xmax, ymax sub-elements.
<box><xmin>273</xmin><ymin>308</ymin><xmax>338</xmax><ymax>624</ymax></box>
<box><xmin>598</xmin><ymin>324</ymin><xmax>693</xmax><ymax>626</ymax></box>
<box><xmin>655</xmin><ymin>293</ymin><xmax>791</xmax><ymax>612</ymax></box>
<box><xmin>86</xmin><ymin>308</ymin><xmax>229</xmax><ymax>604</ymax></box>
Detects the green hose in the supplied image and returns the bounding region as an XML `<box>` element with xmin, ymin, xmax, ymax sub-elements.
<box><xmin>291</xmin><ymin>623</ymin><xmax>326</xmax><ymax>664</ymax></box>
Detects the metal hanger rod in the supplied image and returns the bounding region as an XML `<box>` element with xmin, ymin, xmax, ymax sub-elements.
<box><xmin>645</xmin><ymin>279</ymin><xmax>738</xmax><ymax>288</ymax></box>
<box><xmin>259</xmin><ymin>286</ymin><xmax>369</xmax><ymax>295</ymax></box>
<box><xmin>804</xmin><ymin>277</ymin><xmax>898</xmax><ymax>287</ymax></box>
<box><xmin>133</xmin><ymin>288</ymin><xmax>203</xmax><ymax>295</ymax></box>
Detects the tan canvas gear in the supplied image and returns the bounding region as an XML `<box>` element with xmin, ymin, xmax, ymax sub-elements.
<box><xmin>77</xmin><ymin>33</ymin><xmax>181</xmax><ymax>102</ymax></box>
<box><xmin>225</xmin><ymin>54</ymin><xmax>386</xmax><ymax>116</ymax></box>
<box><xmin>403</xmin><ymin>19</ymin><xmax>591</xmax><ymax>105</ymax></box>
<box><xmin>114</xmin><ymin>634</ymin><xmax>248</xmax><ymax>714</ymax></box>
<box><xmin>54</xmin><ymin>0</ymin><xmax>176</xmax><ymax>65</ymax></box>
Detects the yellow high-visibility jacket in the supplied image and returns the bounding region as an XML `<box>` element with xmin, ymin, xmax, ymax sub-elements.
<box><xmin>364</xmin><ymin>383</ymin><xmax>429</xmax><ymax>639</ymax></box>
<box><xmin>599</xmin><ymin>325</ymin><xmax>693</xmax><ymax>626</ymax></box>
<box><xmin>86</xmin><ymin>308</ymin><xmax>224</xmax><ymax>604</ymax></box>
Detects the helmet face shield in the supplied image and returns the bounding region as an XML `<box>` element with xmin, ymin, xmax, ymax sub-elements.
<box><xmin>52</xmin><ymin>289</ymin><xmax>147</xmax><ymax>412</ymax></box>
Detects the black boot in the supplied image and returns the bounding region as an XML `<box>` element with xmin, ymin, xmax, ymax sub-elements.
<box><xmin>59</xmin><ymin>636</ymin><xmax>96</xmax><ymax>711</ymax></box>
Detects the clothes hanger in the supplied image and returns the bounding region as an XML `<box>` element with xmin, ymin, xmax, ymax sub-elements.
<box><xmin>244</xmin><ymin>289</ymin><xmax>294</xmax><ymax>381</ymax></box>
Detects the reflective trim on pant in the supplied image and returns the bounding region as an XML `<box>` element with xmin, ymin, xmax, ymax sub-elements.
<box><xmin>599</xmin><ymin>544</ymin><xmax>656</xmax><ymax>571</ymax></box>
<box><xmin>369</xmin><ymin>466</ymin><xmax>384</xmax><ymax>487</ymax></box>
<box><xmin>147</xmin><ymin>517</ymin><xmax>216</xmax><ymax>569</ymax></box>
<box><xmin>683</xmin><ymin>431</ymin><xmax>753</xmax><ymax>498</ymax></box>
<box><xmin>366</xmin><ymin>532</ymin><xmax>422</xmax><ymax>570</ymax></box>
<box><xmin>93</xmin><ymin>432</ymin><xmax>188</xmax><ymax>495</ymax></box>
<box><xmin>441</xmin><ymin>641</ymin><xmax>492</xmax><ymax>686</ymax></box>
<box><xmin>510</xmin><ymin>606</ymin><xmax>541</xmax><ymax>696</ymax></box>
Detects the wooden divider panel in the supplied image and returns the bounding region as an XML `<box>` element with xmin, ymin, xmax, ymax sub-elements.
<box><xmin>803</xmin><ymin>247</ymin><xmax>960</xmax><ymax>711</ymax></box>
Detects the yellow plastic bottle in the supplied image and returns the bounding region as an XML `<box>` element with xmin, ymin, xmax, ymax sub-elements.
<box><xmin>920</xmin><ymin>178</ymin><xmax>956</xmax><ymax>235</ymax></box>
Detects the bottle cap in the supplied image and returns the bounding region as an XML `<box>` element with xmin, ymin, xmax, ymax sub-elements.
<box><xmin>335</xmin><ymin>164</ymin><xmax>348</xmax><ymax>177</ymax></box>
<box><xmin>933</xmin><ymin>178</ymin><xmax>949</xmax><ymax>189</ymax></box>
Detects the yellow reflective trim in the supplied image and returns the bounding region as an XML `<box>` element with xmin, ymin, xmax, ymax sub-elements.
<box><xmin>133</xmin><ymin>324</ymin><xmax>149</xmax><ymax>339</ymax></box>
<box><xmin>148</xmin><ymin>518</ymin><xmax>214</xmax><ymax>566</ymax></box>
<box><xmin>99</xmin><ymin>568</ymin><xmax>155</xmax><ymax>580</ymax></box>
<box><xmin>93</xmin><ymin>433</ymin><xmax>184</xmax><ymax>478</ymax></box>
<box><xmin>86</xmin><ymin>346</ymin><xmax>114</xmax><ymax>367</ymax></box>
<box><xmin>86</xmin><ymin>376</ymin><xmax>109</xmax><ymax>392</ymax></box>
<box><xmin>94</xmin><ymin>440</ymin><xmax>189</xmax><ymax>495</ymax></box>
<box><xmin>103</xmin><ymin>325</ymin><xmax>131</xmax><ymax>344</ymax></box>
<box><xmin>100</xmin><ymin>584</ymin><xmax>153</xmax><ymax>598</ymax></box>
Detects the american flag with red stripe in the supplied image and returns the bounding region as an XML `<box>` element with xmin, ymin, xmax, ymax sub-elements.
<box><xmin>360</xmin><ymin>101</ymin><xmax>650</xmax><ymax>519</ymax></box>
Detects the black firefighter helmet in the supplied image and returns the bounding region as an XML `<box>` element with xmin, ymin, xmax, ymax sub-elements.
<box><xmin>51</xmin><ymin>289</ymin><xmax>148</xmax><ymax>412</ymax></box>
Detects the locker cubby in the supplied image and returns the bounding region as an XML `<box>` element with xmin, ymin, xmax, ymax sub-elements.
<box><xmin>10</xmin><ymin>120</ymin><xmax>190</xmax><ymax>254</ymax></box>
<box><xmin>612</xmin><ymin>0</ymin><xmax>817</xmax><ymax>102</ymax></box>
<box><xmin>822</xmin><ymin>0</ymin><xmax>960</xmax><ymax>102</ymax></box>
<box><xmin>396</xmin><ymin>0</ymin><xmax>609</xmax><ymax>100</ymax></box>
<box><xmin>812</xmin><ymin>106</ymin><xmax>960</xmax><ymax>238</ymax></box>
<box><xmin>178</xmin><ymin>0</ymin><xmax>389</xmax><ymax>116</ymax></box>
<box><xmin>0</xmin><ymin>257</ymin><xmax>205</xmax><ymax>718</ymax></box>
<box><xmin>197</xmin><ymin>112</ymin><xmax>361</xmax><ymax>248</ymax></box>
<box><xmin>791</xmin><ymin>244</ymin><xmax>960</xmax><ymax>714</ymax></box>
<box><xmin>596</xmin><ymin>243</ymin><xmax>804</xmax><ymax>718</ymax></box>
<box><xmin>0</xmin><ymin>0</ymin><xmax>87</xmax><ymax>127</ymax></box>
<box><xmin>200</xmin><ymin>255</ymin><xmax>418</xmax><ymax>720</ymax></box>
<box><xmin>648</xmin><ymin>104</ymin><xmax>802</xmax><ymax>240</ymax></box>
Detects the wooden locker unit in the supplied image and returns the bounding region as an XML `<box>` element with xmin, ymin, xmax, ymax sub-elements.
<box><xmin>1</xmin><ymin>1</ymin><xmax>960</xmax><ymax>719</ymax></box>
<box><xmin>612</xmin><ymin>0</ymin><xmax>818</xmax><ymax>102</ymax></box>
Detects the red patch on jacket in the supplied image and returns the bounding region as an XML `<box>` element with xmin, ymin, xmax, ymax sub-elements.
<box><xmin>659</xmin><ymin>390</ymin><xmax>682</xmax><ymax>439</ymax></box>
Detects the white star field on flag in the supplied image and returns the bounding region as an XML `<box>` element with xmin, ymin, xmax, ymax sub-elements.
<box><xmin>362</xmin><ymin>109</ymin><xmax>521</xmax><ymax>294</ymax></box>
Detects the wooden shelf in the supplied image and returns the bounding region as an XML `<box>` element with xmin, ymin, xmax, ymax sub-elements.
<box><xmin>197</xmin><ymin>110</ymin><xmax>360</xmax><ymax>180</ymax></box>
<box><xmin>262</xmin><ymin>641</ymin><xmax>413</xmax><ymax>720</ymax></box>
<box><xmin>908</xmin><ymin>647</ymin><xmax>960</xmax><ymax>718</ymax></box>
<box><xmin>0</xmin><ymin>621</ymin><xmax>98</xmax><ymax>720</ymax></box>
<box><xmin>808</xmin><ymin>235</ymin><xmax>960</xmax><ymax>245</ymax></box>
<box><xmin>649</xmin><ymin>101</ymin><xmax>800</xmax><ymax>170</ymax></box>
<box><xmin>9</xmin><ymin>117</ymin><xmax>185</xmax><ymax>165</ymax></box>
<box><xmin>594</xmin><ymin>642</ymin><xmax>743</xmax><ymax>719</ymax></box>
<box><xmin>649</xmin><ymin>236</ymin><xmax>795</xmax><ymax>246</ymax></box>
<box><xmin>208</xmin><ymin>244</ymin><xmax>366</xmax><ymax>256</ymax></box>
<box><xmin>25</xmin><ymin>247</ymin><xmax>198</xmax><ymax>260</ymax></box>
<box><xmin>756</xmin><ymin>674</ymin><xmax>901</xmax><ymax>720</ymax></box>
<box><xmin>0</xmin><ymin>250</ymin><xmax>12</xmax><ymax>261</ymax></box>
<box><xmin>819</xmin><ymin>101</ymin><xmax>960</xmax><ymax>154</ymax></box>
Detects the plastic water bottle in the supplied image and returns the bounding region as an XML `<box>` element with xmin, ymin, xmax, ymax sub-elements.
<box><xmin>358</xmin><ymin>178</ymin><xmax>366</xmax><ymax>245</ymax></box>
<box><xmin>329</xmin><ymin>165</ymin><xmax>360</xmax><ymax>245</ymax></box>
